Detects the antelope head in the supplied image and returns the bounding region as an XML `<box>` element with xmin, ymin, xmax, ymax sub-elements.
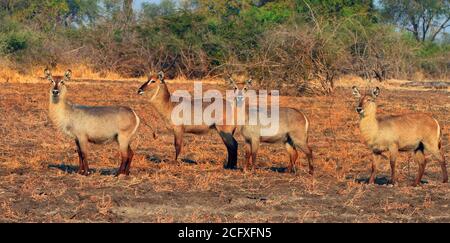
<box><xmin>45</xmin><ymin>68</ymin><xmax>72</xmax><ymax>103</ymax></box>
<box><xmin>352</xmin><ymin>86</ymin><xmax>380</xmax><ymax>118</ymax></box>
<box><xmin>227</xmin><ymin>75</ymin><xmax>252</xmax><ymax>107</ymax></box>
<box><xmin>138</xmin><ymin>71</ymin><xmax>165</xmax><ymax>100</ymax></box>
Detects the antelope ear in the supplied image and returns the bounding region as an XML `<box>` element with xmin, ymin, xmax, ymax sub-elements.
<box><xmin>352</xmin><ymin>86</ymin><xmax>361</xmax><ymax>98</ymax></box>
<box><xmin>226</xmin><ymin>76</ymin><xmax>236</xmax><ymax>87</ymax></box>
<box><xmin>372</xmin><ymin>87</ymin><xmax>380</xmax><ymax>98</ymax></box>
<box><xmin>64</xmin><ymin>69</ymin><xmax>72</xmax><ymax>81</ymax></box>
<box><xmin>158</xmin><ymin>71</ymin><xmax>165</xmax><ymax>83</ymax></box>
<box><xmin>44</xmin><ymin>68</ymin><xmax>53</xmax><ymax>82</ymax></box>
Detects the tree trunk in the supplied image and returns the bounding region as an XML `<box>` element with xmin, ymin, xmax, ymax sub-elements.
<box><xmin>409</xmin><ymin>16</ymin><xmax>420</xmax><ymax>42</ymax></box>
<box><xmin>123</xmin><ymin>0</ymin><xmax>133</xmax><ymax>24</ymax></box>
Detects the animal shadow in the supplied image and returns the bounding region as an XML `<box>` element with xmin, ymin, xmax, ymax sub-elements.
<box><xmin>146</xmin><ymin>154</ymin><xmax>162</xmax><ymax>163</ymax></box>
<box><xmin>48</xmin><ymin>164</ymin><xmax>118</xmax><ymax>176</ymax></box>
<box><xmin>354</xmin><ymin>176</ymin><xmax>428</xmax><ymax>185</ymax></box>
<box><xmin>145</xmin><ymin>154</ymin><xmax>197</xmax><ymax>165</ymax></box>
<box><xmin>181</xmin><ymin>158</ymin><xmax>197</xmax><ymax>164</ymax></box>
<box><xmin>268</xmin><ymin>167</ymin><xmax>288</xmax><ymax>173</ymax></box>
<box><xmin>355</xmin><ymin>176</ymin><xmax>391</xmax><ymax>185</ymax></box>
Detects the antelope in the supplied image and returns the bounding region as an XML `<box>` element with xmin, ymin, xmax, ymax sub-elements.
<box><xmin>45</xmin><ymin>69</ymin><xmax>140</xmax><ymax>176</ymax></box>
<box><xmin>137</xmin><ymin>71</ymin><xmax>238</xmax><ymax>169</ymax></box>
<box><xmin>352</xmin><ymin>86</ymin><xmax>448</xmax><ymax>186</ymax></box>
<box><xmin>229</xmin><ymin>78</ymin><xmax>314</xmax><ymax>174</ymax></box>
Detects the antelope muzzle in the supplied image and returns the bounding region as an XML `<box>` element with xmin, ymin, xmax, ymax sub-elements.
<box><xmin>356</xmin><ymin>107</ymin><xmax>363</xmax><ymax>114</ymax></box>
<box><xmin>52</xmin><ymin>89</ymin><xmax>60</xmax><ymax>97</ymax></box>
<box><xmin>137</xmin><ymin>81</ymin><xmax>150</xmax><ymax>95</ymax></box>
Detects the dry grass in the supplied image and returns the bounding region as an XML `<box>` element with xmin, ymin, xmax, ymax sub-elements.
<box><xmin>0</xmin><ymin>64</ymin><xmax>230</xmax><ymax>85</ymax></box>
<box><xmin>337</xmin><ymin>75</ymin><xmax>450</xmax><ymax>92</ymax></box>
<box><xmin>0</xmin><ymin>64</ymin><xmax>135</xmax><ymax>83</ymax></box>
<box><xmin>0</xmin><ymin>74</ymin><xmax>449</xmax><ymax>222</ymax></box>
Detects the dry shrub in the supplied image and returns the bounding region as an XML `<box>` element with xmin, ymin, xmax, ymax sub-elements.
<box><xmin>348</xmin><ymin>25</ymin><xmax>417</xmax><ymax>82</ymax></box>
<box><xmin>249</xmin><ymin>24</ymin><xmax>348</xmax><ymax>96</ymax></box>
<box><xmin>411</xmin><ymin>71</ymin><xmax>425</xmax><ymax>81</ymax></box>
<box><xmin>81</xmin><ymin>21</ymin><xmax>213</xmax><ymax>79</ymax></box>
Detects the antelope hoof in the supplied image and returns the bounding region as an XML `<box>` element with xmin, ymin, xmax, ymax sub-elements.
<box><xmin>443</xmin><ymin>178</ymin><xmax>448</xmax><ymax>183</ymax></box>
<box><xmin>411</xmin><ymin>179</ymin><xmax>425</xmax><ymax>187</ymax></box>
<box><xmin>244</xmin><ymin>165</ymin><xmax>253</xmax><ymax>173</ymax></box>
<box><xmin>115</xmin><ymin>170</ymin><xmax>127</xmax><ymax>177</ymax></box>
<box><xmin>224</xmin><ymin>165</ymin><xmax>238</xmax><ymax>170</ymax></box>
<box><xmin>287</xmin><ymin>166</ymin><xmax>293</xmax><ymax>174</ymax></box>
<box><xmin>78</xmin><ymin>169</ymin><xmax>89</xmax><ymax>176</ymax></box>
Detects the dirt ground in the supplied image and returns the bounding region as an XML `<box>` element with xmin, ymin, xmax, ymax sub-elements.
<box><xmin>0</xmin><ymin>78</ymin><xmax>449</xmax><ymax>222</ymax></box>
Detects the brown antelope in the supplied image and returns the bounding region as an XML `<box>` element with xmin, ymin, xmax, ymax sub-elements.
<box><xmin>229</xmin><ymin>78</ymin><xmax>313</xmax><ymax>174</ymax></box>
<box><xmin>45</xmin><ymin>69</ymin><xmax>140</xmax><ymax>176</ymax></box>
<box><xmin>352</xmin><ymin>86</ymin><xmax>448</xmax><ymax>186</ymax></box>
<box><xmin>137</xmin><ymin>71</ymin><xmax>238</xmax><ymax>169</ymax></box>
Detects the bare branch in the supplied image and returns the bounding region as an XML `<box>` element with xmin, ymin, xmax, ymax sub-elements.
<box><xmin>430</xmin><ymin>16</ymin><xmax>450</xmax><ymax>42</ymax></box>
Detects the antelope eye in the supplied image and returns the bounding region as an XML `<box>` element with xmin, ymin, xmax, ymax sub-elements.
<box><xmin>150</xmin><ymin>80</ymin><xmax>156</xmax><ymax>83</ymax></box>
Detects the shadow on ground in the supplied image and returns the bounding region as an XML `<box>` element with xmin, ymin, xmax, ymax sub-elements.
<box><xmin>145</xmin><ymin>154</ymin><xmax>197</xmax><ymax>165</ymax></box>
<box><xmin>268</xmin><ymin>167</ymin><xmax>289</xmax><ymax>173</ymax></box>
<box><xmin>353</xmin><ymin>176</ymin><xmax>428</xmax><ymax>185</ymax></box>
<box><xmin>48</xmin><ymin>164</ymin><xmax>117</xmax><ymax>176</ymax></box>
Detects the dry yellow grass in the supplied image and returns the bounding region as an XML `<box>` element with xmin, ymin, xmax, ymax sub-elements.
<box><xmin>0</xmin><ymin>64</ymin><xmax>230</xmax><ymax>85</ymax></box>
<box><xmin>0</xmin><ymin>71</ymin><xmax>449</xmax><ymax>222</ymax></box>
<box><xmin>0</xmin><ymin>63</ymin><xmax>136</xmax><ymax>83</ymax></box>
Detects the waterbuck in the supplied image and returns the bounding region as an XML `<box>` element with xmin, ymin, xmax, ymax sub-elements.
<box><xmin>137</xmin><ymin>72</ymin><xmax>238</xmax><ymax>169</ymax></box>
<box><xmin>352</xmin><ymin>86</ymin><xmax>448</xmax><ymax>186</ymax></box>
<box><xmin>229</xmin><ymin>78</ymin><xmax>313</xmax><ymax>174</ymax></box>
<box><xmin>45</xmin><ymin>69</ymin><xmax>140</xmax><ymax>176</ymax></box>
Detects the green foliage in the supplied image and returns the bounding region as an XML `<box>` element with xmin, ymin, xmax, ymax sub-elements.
<box><xmin>246</xmin><ymin>3</ymin><xmax>292</xmax><ymax>24</ymax></box>
<box><xmin>0</xmin><ymin>19</ymin><xmax>30</xmax><ymax>55</ymax></box>
<box><xmin>0</xmin><ymin>32</ymin><xmax>28</xmax><ymax>54</ymax></box>
<box><xmin>416</xmin><ymin>42</ymin><xmax>450</xmax><ymax>58</ymax></box>
<box><xmin>0</xmin><ymin>0</ymin><xmax>448</xmax><ymax>82</ymax></box>
<box><xmin>296</xmin><ymin>0</ymin><xmax>376</xmax><ymax>17</ymax></box>
<box><xmin>141</xmin><ymin>0</ymin><xmax>177</xmax><ymax>18</ymax></box>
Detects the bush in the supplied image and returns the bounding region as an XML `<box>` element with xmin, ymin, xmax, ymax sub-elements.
<box><xmin>1</xmin><ymin>0</ymin><xmax>449</xmax><ymax>90</ymax></box>
<box><xmin>248</xmin><ymin>23</ymin><xmax>349</xmax><ymax>95</ymax></box>
<box><xmin>0</xmin><ymin>32</ymin><xmax>29</xmax><ymax>54</ymax></box>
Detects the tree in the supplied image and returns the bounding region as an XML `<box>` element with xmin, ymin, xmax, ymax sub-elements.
<box><xmin>380</xmin><ymin>0</ymin><xmax>450</xmax><ymax>42</ymax></box>
<box><xmin>141</xmin><ymin>0</ymin><xmax>176</xmax><ymax>18</ymax></box>
<box><xmin>0</xmin><ymin>0</ymin><xmax>100</xmax><ymax>28</ymax></box>
<box><xmin>66</xmin><ymin>0</ymin><xmax>101</xmax><ymax>26</ymax></box>
<box><xmin>297</xmin><ymin>0</ymin><xmax>376</xmax><ymax>18</ymax></box>
<box><xmin>123</xmin><ymin>0</ymin><xmax>133</xmax><ymax>23</ymax></box>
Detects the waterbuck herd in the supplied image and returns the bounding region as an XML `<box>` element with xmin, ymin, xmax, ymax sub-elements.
<box><xmin>44</xmin><ymin>69</ymin><xmax>448</xmax><ymax>187</ymax></box>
